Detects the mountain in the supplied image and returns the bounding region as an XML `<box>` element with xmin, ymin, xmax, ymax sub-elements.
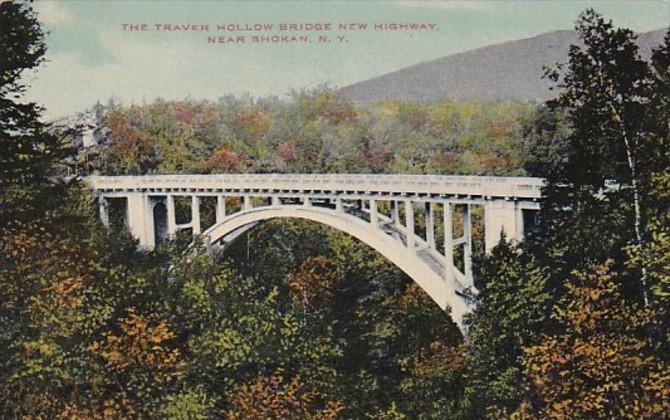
<box><xmin>338</xmin><ymin>28</ymin><xmax>668</xmax><ymax>103</ymax></box>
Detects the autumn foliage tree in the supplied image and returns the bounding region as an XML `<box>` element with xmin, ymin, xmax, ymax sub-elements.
<box><xmin>225</xmin><ymin>369</ymin><xmax>343</xmax><ymax>419</ymax></box>
<box><xmin>0</xmin><ymin>1</ymin><xmax>73</xmax><ymax>227</ymax></box>
<box><xmin>205</xmin><ymin>147</ymin><xmax>246</xmax><ymax>173</ymax></box>
<box><xmin>523</xmin><ymin>262</ymin><xmax>670</xmax><ymax>418</ymax></box>
<box><xmin>89</xmin><ymin>308</ymin><xmax>185</xmax><ymax>417</ymax></box>
<box><xmin>287</xmin><ymin>256</ymin><xmax>340</xmax><ymax>312</ymax></box>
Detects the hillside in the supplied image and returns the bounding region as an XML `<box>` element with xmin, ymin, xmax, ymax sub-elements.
<box><xmin>339</xmin><ymin>28</ymin><xmax>668</xmax><ymax>103</ymax></box>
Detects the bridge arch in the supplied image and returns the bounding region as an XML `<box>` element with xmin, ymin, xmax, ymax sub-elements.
<box><xmin>202</xmin><ymin>205</ymin><xmax>471</xmax><ymax>328</ymax></box>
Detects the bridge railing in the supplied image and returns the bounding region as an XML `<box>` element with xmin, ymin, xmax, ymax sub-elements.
<box><xmin>86</xmin><ymin>174</ymin><xmax>544</xmax><ymax>200</ymax></box>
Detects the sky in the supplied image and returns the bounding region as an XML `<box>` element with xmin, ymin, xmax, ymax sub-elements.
<box><xmin>22</xmin><ymin>0</ymin><xmax>670</xmax><ymax>119</ymax></box>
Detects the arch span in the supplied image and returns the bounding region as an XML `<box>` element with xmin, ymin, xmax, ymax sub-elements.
<box><xmin>202</xmin><ymin>205</ymin><xmax>472</xmax><ymax>328</ymax></box>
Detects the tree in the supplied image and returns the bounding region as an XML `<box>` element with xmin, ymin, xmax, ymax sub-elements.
<box><xmin>633</xmin><ymin>26</ymin><xmax>670</xmax><ymax>306</ymax></box>
<box><xmin>460</xmin><ymin>242</ymin><xmax>550</xmax><ymax>417</ymax></box>
<box><xmin>205</xmin><ymin>147</ymin><xmax>246</xmax><ymax>173</ymax></box>
<box><xmin>0</xmin><ymin>1</ymin><xmax>71</xmax><ymax>187</ymax></box>
<box><xmin>647</xmin><ymin>30</ymin><xmax>670</xmax><ymax>186</ymax></box>
<box><xmin>225</xmin><ymin>369</ymin><xmax>343</xmax><ymax>419</ymax></box>
<box><xmin>0</xmin><ymin>1</ymin><xmax>74</xmax><ymax>230</ymax></box>
<box><xmin>523</xmin><ymin>262</ymin><xmax>670</xmax><ymax>418</ymax></box>
<box><xmin>541</xmin><ymin>9</ymin><xmax>666</xmax><ymax>304</ymax></box>
<box><xmin>519</xmin><ymin>14</ymin><xmax>670</xmax><ymax>418</ymax></box>
<box><xmin>287</xmin><ymin>255</ymin><xmax>340</xmax><ymax>313</ymax></box>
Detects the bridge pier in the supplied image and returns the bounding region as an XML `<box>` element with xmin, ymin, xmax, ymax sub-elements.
<box><xmin>126</xmin><ymin>193</ymin><xmax>155</xmax><ymax>249</ymax></box>
<box><xmin>391</xmin><ymin>200</ymin><xmax>400</xmax><ymax>224</ymax></box>
<box><xmin>484</xmin><ymin>200</ymin><xmax>523</xmax><ymax>252</ymax></box>
<box><xmin>242</xmin><ymin>195</ymin><xmax>251</xmax><ymax>211</ymax></box>
<box><xmin>463</xmin><ymin>204</ymin><xmax>473</xmax><ymax>286</ymax></box>
<box><xmin>191</xmin><ymin>196</ymin><xmax>201</xmax><ymax>235</ymax></box>
<box><xmin>444</xmin><ymin>202</ymin><xmax>454</xmax><ymax>283</ymax></box>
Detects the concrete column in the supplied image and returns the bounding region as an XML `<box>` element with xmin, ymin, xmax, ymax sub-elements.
<box><xmin>216</xmin><ymin>195</ymin><xmax>226</xmax><ymax>223</ymax></box>
<box><xmin>405</xmin><ymin>200</ymin><xmax>415</xmax><ymax>250</ymax></box>
<box><xmin>335</xmin><ymin>197</ymin><xmax>343</xmax><ymax>212</ymax></box>
<box><xmin>166</xmin><ymin>195</ymin><xmax>177</xmax><ymax>238</ymax></box>
<box><xmin>98</xmin><ymin>196</ymin><xmax>109</xmax><ymax>228</ymax></box>
<box><xmin>127</xmin><ymin>193</ymin><xmax>154</xmax><ymax>249</ymax></box>
<box><xmin>370</xmin><ymin>199</ymin><xmax>379</xmax><ymax>226</ymax></box>
<box><xmin>191</xmin><ymin>195</ymin><xmax>201</xmax><ymax>235</ymax></box>
<box><xmin>271</xmin><ymin>196</ymin><xmax>281</xmax><ymax>206</ymax></box>
<box><xmin>425</xmin><ymin>202</ymin><xmax>435</xmax><ymax>249</ymax></box>
<box><xmin>304</xmin><ymin>196</ymin><xmax>311</xmax><ymax>207</ymax></box>
<box><xmin>391</xmin><ymin>200</ymin><xmax>400</xmax><ymax>225</ymax></box>
<box><xmin>484</xmin><ymin>200</ymin><xmax>519</xmax><ymax>252</ymax></box>
<box><xmin>444</xmin><ymin>202</ymin><xmax>454</xmax><ymax>282</ymax></box>
<box><xmin>242</xmin><ymin>196</ymin><xmax>251</xmax><ymax>211</ymax></box>
<box><xmin>463</xmin><ymin>204</ymin><xmax>473</xmax><ymax>285</ymax></box>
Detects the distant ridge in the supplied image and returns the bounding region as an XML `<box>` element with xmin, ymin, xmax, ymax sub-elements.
<box><xmin>339</xmin><ymin>28</ymin><xmax>668</xmax><ymax>103</ymax></box>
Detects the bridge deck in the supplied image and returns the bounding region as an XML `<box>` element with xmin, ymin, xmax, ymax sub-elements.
<box><xmin>86</xmin><ymin>174</ymin><xmax>544</xmax><ymax>201</ymax></box>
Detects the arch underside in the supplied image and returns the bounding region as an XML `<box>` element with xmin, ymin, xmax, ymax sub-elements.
<box><xmin>202</xmin><ymin>205</ymin><xmax>473</xmax><ymax>328</ymax></box>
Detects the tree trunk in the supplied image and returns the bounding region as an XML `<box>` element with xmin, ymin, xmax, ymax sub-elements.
<box><xmin>612</xmin><ymin>105</ymin><xmax>649</xmax><ymax>306</ymax></box>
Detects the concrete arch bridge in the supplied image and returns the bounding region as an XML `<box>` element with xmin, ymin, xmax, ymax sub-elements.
<box><xmin>86</xmin><ymin>174</ymin><xmax>543</xmax><ymax>329</ymax></box>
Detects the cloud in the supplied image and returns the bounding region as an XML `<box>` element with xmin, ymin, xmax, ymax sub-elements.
<box><xmin>395</xmin><ymin>1</ymin><xmax>486</xmax><ymax>11</ymax></box>
<box><xmin>24</xmin><ymin>26</ymin><xmax>306</xmax><ymax>118</ymax></box>
<box><xmin>34</xmin><ymin>1</ymin><xmax>75</xmax><ymax>27</ymax></box>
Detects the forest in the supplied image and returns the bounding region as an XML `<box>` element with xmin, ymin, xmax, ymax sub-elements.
<box><xmin>1</xmin><ymin>1</ymin><xmax>669</xmax><ymax>418</ymax></box>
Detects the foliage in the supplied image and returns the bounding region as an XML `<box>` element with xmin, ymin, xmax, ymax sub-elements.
<box><xmin>2</xmin><ymin>2</ymin><xmax>669</xmax><ymax>418</ymax></box>
<box><xmin>630</xmin><ymin>221</ymin><xmax>670</xmax><ymax>306</ymax></box>
<box><xmin>233</xmin><ymin>219</ymin><xmax>464</xmax><ymax>418</ymax></box>
<box><xmin>287</xmin><ymin>255</ymin><xmax>340</xmax><ymax>312</ymax></box>
<box><xmin>460</xmin><ymin>241</ymin><xmax>549</xmax><ymax>418</ymax></box>
<box><xmin>512</xmin><ymin>13</ymin><xmax>670</xmax><ymax>419</ymax></box>
<box><xmin>0</xmin><ymin>0</ymin><xmax>72</xmax><ymax>226</ymax></box>
<box><xmin>95</xmin><ymin>92</ymin><xmax>534</xmax><ymax>177</ymax></box>
<box><xmin>534</xmin><ymin>10</ymin><xmax>670</xmax><ymax>304</ymax></box>
<box><xmin>523</xmin><ymin>262</ymin><xmax>670</xmax><ymax>419</ymax></box>
<box><xmin>89</xmin><ymin>308</ymin><xmax>185</xmax><ymax>417</ymax></box>
<box><xmin>225</xmin><ymin>369</ymin><xmax>343</xmax><ymax>419</ymax></box>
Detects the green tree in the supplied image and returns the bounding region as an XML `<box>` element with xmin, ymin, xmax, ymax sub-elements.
<box><xmin>460</xmin><ymin>242</ymin><xmax>549</xmax><ymax>418</ymax></box>
<box><xmin>539</xmin><ymin>9</ymin><xmax>667</xmax><ymax>304</ymax></box>
<box><xmin>0</xmin><ymin>0</ymin><xmax>71</xmax><ymax>189</ymax></box>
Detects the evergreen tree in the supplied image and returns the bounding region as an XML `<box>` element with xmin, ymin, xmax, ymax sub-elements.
<box><xmin>0</xmin><ymin>0</ymin><xmax>72</xmax><ymax>225</ymax></box>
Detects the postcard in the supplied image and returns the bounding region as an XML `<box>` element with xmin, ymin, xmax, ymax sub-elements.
<box><xmin>1</xmin><ymin>0</ymin><xmax>668</xmax><ymax>418</ymax></box>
